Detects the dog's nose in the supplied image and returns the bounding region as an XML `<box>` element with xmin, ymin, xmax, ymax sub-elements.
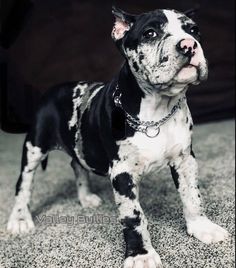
<box><xmin>176</xmin><ymin>38</ymin><xmax>198</xmax><ymax>57</ymax></box>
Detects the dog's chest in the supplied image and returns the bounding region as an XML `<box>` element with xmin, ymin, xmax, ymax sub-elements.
<box><xmin>117</xmin><ymin>98</ymin><xmax>192</xmax><ymax>173</ymax></box>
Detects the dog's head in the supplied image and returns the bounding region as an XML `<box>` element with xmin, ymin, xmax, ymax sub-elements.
<box><xmin>112</xmin><ymin>7</ymin><xmax>208</xmax><ymax>96</ymax></box>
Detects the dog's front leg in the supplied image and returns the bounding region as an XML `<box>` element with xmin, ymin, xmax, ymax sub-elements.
<box><xmin>170</xmin><ymin>153</ymin><xmax>229</xmax><ymax>244</ymax></box>
<box><xmin>110</xmin><ymin>167</ymin><xmax>163</xmax><ymax>268</ymax></box>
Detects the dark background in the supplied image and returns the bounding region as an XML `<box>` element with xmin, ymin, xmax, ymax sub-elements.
<box><xmin>0</xmin><ymin>0</ymin><xmax>235</xmax><ymax>133</ymax></box>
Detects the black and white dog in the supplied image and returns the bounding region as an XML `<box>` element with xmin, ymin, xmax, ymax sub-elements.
<box><xmin>8</xmin><ymin>7</ymin><xmax>229</xmax><ymax>268</ymax></box>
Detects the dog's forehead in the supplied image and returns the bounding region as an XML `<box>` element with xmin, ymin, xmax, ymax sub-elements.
<box><xmin>124</xmin><ymin>9</ymin><xmax>195</xmax><ymax>50</ymax></box>
<box><xmin>162</xmin><ymin>9</ymin><xmax>194</xmax><ymax>34</ymax></box>
<box><xmin>131</xmin><ymin>9</ymin><xmax>194</xmax><ymax>36</ymax></box>
<box><xmin>134</xmin><ymin>9</ymin><xmax>168</xmax><ymax>30</ymax></box>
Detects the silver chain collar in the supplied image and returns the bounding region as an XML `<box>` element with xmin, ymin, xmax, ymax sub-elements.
<box><xmin>113</xmin><ymin>85</ymin><xmax>186</xmax><ymax>138</ymax></box>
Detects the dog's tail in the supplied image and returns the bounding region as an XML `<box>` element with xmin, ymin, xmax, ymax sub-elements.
<box><xmin>41</xmin><ymin>155</ymin><xmax>49</xmax><ymax>171</ymax></box>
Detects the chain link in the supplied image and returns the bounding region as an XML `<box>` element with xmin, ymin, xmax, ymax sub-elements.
<box><xmin>113</xmin><ymin>84</ymin><xmax>186</xmax><ymax>137</ymax></box>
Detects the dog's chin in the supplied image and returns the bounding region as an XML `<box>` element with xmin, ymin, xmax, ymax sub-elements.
<box><xmin>141</xmin><ymin>63</ymin><xmax>207</xmax><ymax>96</ymax></box>
<box><xmin>152</xmin><ymin>65</ymin><xmax>200</xmax><ymax>97</ymax></box>
<box><xmin>173</xmin><ymin>65</ymin><xmax>199</xmax><ymax>84</ymax></box>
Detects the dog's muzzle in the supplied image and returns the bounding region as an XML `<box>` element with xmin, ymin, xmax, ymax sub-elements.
<box><xmin>176</xmin><ymin>38</ymin><xmax>200</xmax><ymax>67</ymax></box>
<box><xmin>172</xmin><ymin>37</ymin><xmax>208</xmax><ymax>84</ymax></box>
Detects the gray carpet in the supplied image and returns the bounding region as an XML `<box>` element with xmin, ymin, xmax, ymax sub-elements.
<box><xmin>0</xmin><ymin>120</ymin><xmax>235</xmax><ymax>268</ymax></box>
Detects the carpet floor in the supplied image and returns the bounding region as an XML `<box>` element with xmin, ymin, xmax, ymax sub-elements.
<box><xmin>0</xmin><ymin>120</ymin><xmax>235</xmax><ymax>268</ymax></box>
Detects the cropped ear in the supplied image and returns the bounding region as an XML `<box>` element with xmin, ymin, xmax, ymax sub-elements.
<box><xmin>111</xmin><ymin>6</ymin><xmax>136</xmax><ymax>41</ymax></box>
<box><xmin>184</xmin><ymin>6</ymin><xmax>200</xmax><ymax>19</ymax></box>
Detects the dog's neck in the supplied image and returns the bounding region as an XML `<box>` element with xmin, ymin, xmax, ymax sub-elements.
<box><xmin>117</xmin><ymin>62</ymin><xmax>187</xmax><ymax>121</ymax></box>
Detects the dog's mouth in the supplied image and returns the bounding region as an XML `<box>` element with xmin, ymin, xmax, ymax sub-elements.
<box><xmin>175</xmin><ymin>53</ymin><xmax>209</xmax><ymax>83</ymax></box>
<box><xmin>180</xmin><ymin>64</ymin><xmax>198</xmax><ymax>75</ymax></box>
<box><xmin>181</xmin><ymin>56</ymin><xmax>200</xmax><ymax>70</ymax></box>
<box><xmin>182</xmin><ymin>63</ymin><xmax>197</xmax><ymax>69</ymax></box>
<box><xmin>147</xmin><ymin>56</ymin><xmax>207</xmax><ymax>92</ymax></box>
<box><xmin>170</xmin><ymin>61</ymin><xmax>200</xmax><ymax>86</ymax></box>
<box><xmin>152</xmin><ymin>63</ymin><xmax>199</xmax><ymax>89</ymax></box>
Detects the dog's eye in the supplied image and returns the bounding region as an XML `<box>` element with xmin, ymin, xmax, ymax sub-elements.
<box><xmin>143</xmin><ymin>29</ymin><xmax>158</xmax><ymax>39</ymax></box>
<box><xmin>190</xmin><ymin>25</ymin><xmax>200</xmax><ymax>36</ymax></box>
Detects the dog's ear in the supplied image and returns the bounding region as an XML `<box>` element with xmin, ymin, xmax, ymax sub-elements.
<box><xmin>111</xmin><ymin>6</ymin><xmax>136</xmax><ymax>41</ymax></box>
<box><xmin>184</xmin><ymin>6</ymin><xmax>200</xmax><ymax>19</ymax></box>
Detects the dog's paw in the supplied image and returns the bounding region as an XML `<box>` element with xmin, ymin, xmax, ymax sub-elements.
<box><xmin>7</xmin><ymin>207</ymin><xmax>35</xmax><ymax>234</ymax></box>
<box><xmin>124</xmin><ymin>248</ymin><xmax>163</xmax><ymax>268</ymax></box>
<box><xmin>79</xmin><ymin>193</ymin><xmax>102</xmax><ymax>208</ymax></box>
<box><xmin>187</xmin><ymin>216</ymin><xmax>229</xmax><ymax>244</ymax></box>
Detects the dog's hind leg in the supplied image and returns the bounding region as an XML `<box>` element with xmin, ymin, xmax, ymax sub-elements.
<box><xmin>71</xmin><ymin>159</ymin><xmax>102</xmax><ymax>208</ymax></box>
<box><xmin>7</xmin><ymin>135</ymin><xmax>48</xmax><ymax>234</ymax></box>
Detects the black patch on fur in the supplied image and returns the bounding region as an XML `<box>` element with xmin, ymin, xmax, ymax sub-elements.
<box><xmin>160</xmin><ymin>56</ymin><xmax>169</xmax><ymax>63</ymax></box>
<box><xmin>15</xmin><ymin>175</ymin><xmax>23</xmax><ymax>196</ymax></box>
<box><xmin>111</xmin><ymin>107</ymin><xmax>126</xmax><ymax>140</ymax></box>
<box><xmin>122</xmin><ymin>210</ymin><xmax>148</xmax><ymax>257</ymax></box>
<box><xmin>112</xmin><ymin>172</ymin><xmax>136</xmax><ymax>199</ymax></box>
<box><xmin>189</xmin><ymin>124</ymin><xmax>193</xmax><ymax>130</ymax></box>
<box><xmin>191</xmin><ymin>149</ymin><xmax>195</xmax><ymax>158</ymax></box>
<box><xmin>179</xmin><ymin>16</ymin><xmax>191</xmax><ymax>24</ymax></box>
<box><xmin>80</xmin><ymin>84</ymin><xmax>115</xmax><ymax>174</ymax></box>
<box><xmin>121</xmin><ymin>214</ymin><xmax>141</xmax><ymax>229</ymax></box>
<box><xmin>123</xmin><ymin>10</ymin><xmax>168</xmax><ymax>50</ymax></box>
<box><xmin>41</xmin><ymin>156</ymin><xmax>48</xmax><ymax>170</ymax></box>
<box><xmin>182</xmin><ymin>23</ymin><xmax>201</xmax><ymax>42</ymax></box>
<box><xmin>139</xmin><ymin>53</ymin><xmax>144</xmax><ymax>63</ymax></box>
<box><xmin>190</xmin><ymin>144</ymin><xmax>196</xmax><ymax>158</ymax></box>
<box><xmin>162</xmin><ymin>33</ymin><xmax>171</xmax><ymax>40</ymax></box>
<box><xmin>124</xmin><ymin>228</ymin><xmax>148</xmax><ymax>257</ymax></box>
<box><xmin>133</xmin><ymin>61</ymin><xmax>139</xmax><ymax>72</ymax></box>
<box><xmin>133</xmin><ymin>209</ymin><xmax>140</xmax><ymax>217</ymax></box>
<box><xmin>170</xmin><ymin>166</ymin><xmax>180</xmax><ymax>189</ymax></box>
<box><xmin>15</xmin><ymin>136</ymin><xmax>30</xmax><ymax>195</ymax></box>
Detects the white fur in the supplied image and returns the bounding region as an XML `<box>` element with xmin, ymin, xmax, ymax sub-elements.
<box><xmin>7</xmin><ymin>142</ymin><xmax>45</xmax><ymax>234</ymax></box>
<box><xmin>7</xmin><ymin>206</ymin><xmax>35</xmax><ymax>234</ymax></box>
<box><xmin>68</xmin><ymin>83</ymin><xmax>88</xmax><ymax>129</ymax></box>
<box><xmin>114</xmin><ymin>93</ymin><xmax>192</xmax><ymax>177</ymax></box>
<box><xmin>79</xmin><ymin>194</ymin><xmax>102</xmax><ymax>208</ymax></box>
<box><xmin>124</xmin><ymin>248</ymin><xmax>163</xmax><ymax>268</ymax></box>
<box><xmin>72</xmin><ymin>160</ymin><xmax>102</xmax><ymax>208</ymax></box>
<box><xmin>163</xmin><ymin>10</ymin><xmax>191</xmax><ymax>37</ymax></box>
<box><xmin>171</xmin><ymin>154</ymin><xmax>202</xmax><ymax>220</ymax></box>
<box><xmin>170</xmin><ymin>151</ymin><xmax>229</xmax><ymax>244</ymax></box>
<box><xmin>70</xmin><ymin>83</ymin><xmax>104</xmax><ymax>171</ymax></box>
<box><xmin>187</xmin><ymin>216</ymin><xmax>229</xmax><ymax>244</ymax></box>
<box><xmin>74</xmin><ymin>147</ymin><xmax>93</xmax><ymax>171</ymax></box>
<box><xmin>135</xmin><ymin>218</ymin><xmax>152</xmax><ymax>249</ymax></box>
<box><xmin>87</xmin><ymin>85</ymin><xmax>104</xmax><ymax>107</ymax></box>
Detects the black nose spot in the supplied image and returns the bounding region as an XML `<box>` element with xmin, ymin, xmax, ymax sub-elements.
<box><xmin>176</xmin><ymin>40</ymin><xmax>197</xmax><ymax>58</ymax></box>
<box><xmin>176</xmin><ymin>42</ymin><xmax>193</xmax><ymax>57</ymax></box>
